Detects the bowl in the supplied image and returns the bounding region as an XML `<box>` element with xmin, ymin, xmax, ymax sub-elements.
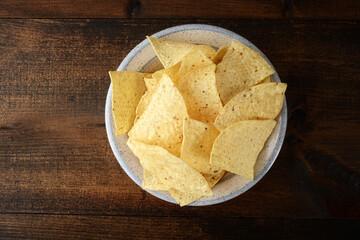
<box><xmin>105</xmin><ymin>24</ymin><xmax>287</xmax><ymax>206</ymax></box>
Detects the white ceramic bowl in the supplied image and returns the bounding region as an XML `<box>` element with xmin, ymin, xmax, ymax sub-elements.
<box><xmin>105</xmin><ymin>24</ymin><xmax>287</xmax><ymax>206</ymax></box>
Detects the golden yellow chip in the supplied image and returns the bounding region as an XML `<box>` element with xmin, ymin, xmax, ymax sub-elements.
<box><xmin>211</xmin><ymin>45</ymin><xmax>229</xmax><ymax>64</ymax></box>
<box><xmin>194</xmin><ymin>44</ymin><xmax>216</xmax><ymax>59</ymax></box>
<box><xmin>203</xmin><ymin>170</ymin><xmax>226</xmax><ymax>188</ymax></box>
<box><xmin>178</xmin><ymin>49</ymin><xmax>213</xmax><ymax>76</ymax></box>
<box><xmin>142</xmin><ymin>169</ymin><xmax>204</xmax><ymax>206</ymax></box>
<box><xmin>214</xmin><ymin>83</ymin><xmax>287</xmax><ymax>130</ymax></box>
<box><xmin>169</xmin><ymin>188</ymin><xmax>206</xmax><ymax>207</ymax></box>
<box><xmin>137</xmin><ymin>64</ymin><xmax>181</xmax><ymax>121</ymax></box>
<box><xmin>135</xmin><ymin>91</ymin><xmax>153</xmax><ymax>121</ymax></box>
<box><xmin>216</xmin><ymin>41</ymin><xmax>275</xmax><ymax>103</ymax></box>
<box><xmin>169</xmin><ymin>169</ymin><xmax>225</xmax><ymax>206</ymax></box>
<box><xmin>143</xmin><ymin>169</ymin><xmax>215</xmax><ymax>206</ymax></box>
<box><xmin>147</xmin><ymin>36</ymin><xmax>195</xmax><ymax>69</ymax></box>
<box><xmin>147</xmin><ymin>36</ymin><xmax>216</xmax><ymax>70</ymax></box>
<box><xmin>145</xmin><ymin>63</ymin><xmax>181</xmax><ymax>92</ymax></box>
<box><xmin>143</xmin><ymin>162</ymin><xmax>224</xmax><ymax>207</ymax></box>
<box><xmin>164</xmin><ymin>63</ymin><xmax>181</xmax><ymax>85</ymax></box>
<box><xmin>177</xmin><ymin>64</ymin><xmax>223</xmax><ymax>123</ymax></box>
<box><xmin>127</xmin><ymin>139</ymin><xmax>212</xmax><ymax>195</ymax></box>
<box><xmin>109</xmin><ymin>71</ymin><xmax>147</xmax><ymax>136</ymax></box>
<box><xmin>142</xmin><ymin>168</ymin><xmax>221</xmax><ymax>206</ymax></box>
<box><xmin>142</xmin><ymin>169</ymin><xmax>169</xmax><ymax>191</ymax></box>
<box><xmin>144</xmin><ymin>73</ymin><xmax>161</xmax><ymax>93</ymax></box>
<box><xmin>176</xmin><ymin>50</ymin><xmax>223</xmax><ymax>124</ymax></box>
<box><xmin>128</xmin><ymin>73</ymin><xmax>188</xmax><ymax>157</ymax></box>
<box><xmin>181</xmin><ymin>118</ymin><xmax>222</xmax><ymax>175</ymax></box>
<box><xmin>210</xmin><ymin>120</ymin><xmax>276</xmax><ymax>180</ymax></box>
<box><xmin>144</xmin><ymin>164</ymin><xmax>217</xmax><ymax>194</ymax></box>
<box><xmin>258</xmin><ymin>75</ymin><xmax>272</xmax><ymax>84</ymax></box>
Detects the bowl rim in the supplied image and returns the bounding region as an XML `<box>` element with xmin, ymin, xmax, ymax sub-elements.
<box><xmin>105</xmin><ymin>24</ymin><xmax>288</xmax><ymax>206</ymax></box>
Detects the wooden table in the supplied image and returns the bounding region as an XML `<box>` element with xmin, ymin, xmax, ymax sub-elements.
<box><xmin>1</xmin><ymin>1</ymin><xmax>359</xmax><ymax>239</ymax></box>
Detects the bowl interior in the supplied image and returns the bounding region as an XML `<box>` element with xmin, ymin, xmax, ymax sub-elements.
<box><xmin>105</xmin><ymin>25</ymin><xmax>287</xmax><ymax>206</ymax></box>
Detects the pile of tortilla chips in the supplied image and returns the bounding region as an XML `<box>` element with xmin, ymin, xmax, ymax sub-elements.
<box><xmin>109</xmin><ymin>36</ymin><xmax>287</xmax><ymax>206</ymax></box>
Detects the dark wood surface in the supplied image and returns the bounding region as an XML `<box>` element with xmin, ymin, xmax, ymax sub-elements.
<box><xmin>0</xmin><ymin>1</ymin><xmax>360</xmax><ymax>239</ymax></box>
<box><xmin>1</xmin><ymin>0</ymin><xmax>360</xmax><ymax>20</ymax></box>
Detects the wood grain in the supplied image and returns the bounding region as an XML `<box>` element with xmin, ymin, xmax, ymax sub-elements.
<box><xmin>0</xmin><ymin>214</ymin><xmax>359</xmax><ymax>240</ymax></box>
<box><xmin>0</xmin><ymin>0</ymin><xmax>359</xmax><ymax>20</ymax></box>
<box><xmin>1</xmin><ymin>19</ymin><xmax>359</xmax><ymax>221</ymax></box>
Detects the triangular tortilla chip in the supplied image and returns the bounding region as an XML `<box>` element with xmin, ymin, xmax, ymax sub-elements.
<box><xmin>143</xmin><ymin>164</ymin><xmax>224</xmax><ymax>206</ymax></box>
<box><xmin>143</xmin><ymin>73</ymin><xmax>161</xmax><ymax>93</ymax></box>
<box><xmin>211</xmin><ymin>45</ymin><xmax>229</xmax><ymax>64</ymax></box>
<box><xmin>194</xmin><ymin>45</ymin><xmax>216</xmax><ymax>59</ymax></box>
<box><xmin>137</xmin><ymin>64</ymin><xmax>181</xmax><ymax>121</ymax></box>
<box><xmin>176</xmin><ymin>50</ymin><xmax>223</xmax><ymax>124</ymax></box>
<box><xmin>169</xmin><ymin>170</ymin><xmax>225</xmax><ymax>206</ymax></box>
<box><xmin>142</xmin><ymin>169</ymin><xmax>169</xmax><ymax>191</ymax></box>
<box><xmin>181</xmin><ymin>118</ymin><xmax>222</xmax><ymax>175</ymax></box>
<box><xmin>127</xmin><ymin>139</ymin><xmax>212</xmax><ymax>195</ymax></box>
<box><xmin>210</xmin><ymin>120</ymin><xmax>276</xmax><ymax>180</ymax></box>
<box><xmin>214</xmin><ymin>83</ymin><xmax>287</xmax><ymax>130</ymax></box>
<box><xmin>145</xmin><ymin>63</ymin><xmax>181</xmax><ymax>92</ymax></box>
<box><xmin>142</xmin><ymin>170</ymin><xmax>215</xmax><ymax>206</ymax></box>
<box><xmin>135</xmin><ymin>91</ymin><xmax>153</xmax><ymax>122</ymax></box>
<box><xmin>178</xmin><ymin>49</ymin><xmax>213</xmax><ymax>76</ymax></box>
<box><xmin>216</xmin><ymin>41</ymin><xmax>274</xmax><ymax>103</ymax></box>
<box><xmin>128</xmin><ymin>74</ymin><xmax>188</xmax><ymax>157</ymax></box>
<box><xmin>109</xmin><ymin>71</ymin><xmax>147</xmax><ymax>135</ymax></box>
<box><xmin>147</xmin><ymin>36</ymin><xmax>217</xmax><ymax>70</ymax></box>
<box><xmin>156</xmin><ymin>63</ymin><xmax>181</xmax><ymax>86</ymax></box>
<box><xmin>203</xmin><ymin>170</ymin><xmax>226</xmax><ymax>188</ymax></box>
<box><xmin>169</xmin><ymin>188</ymin><xmax>206</xmax><ymax>207</ymax></box>
<box><xmin>258</xmin><ymin>75</ymin><xmax>272</xmax><ymax>85</ymax></box>
<box><xmin>147</xmin><ymin>36</ymin><xmax>195</xmax><ymax>69</ymax></box>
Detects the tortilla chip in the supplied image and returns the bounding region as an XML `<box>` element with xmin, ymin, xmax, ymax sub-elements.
<box><xmin>146</xmin><ymin>63</ymin><xmax>181</xmax><ymax>92</ymax></box>
<box><xmin>144</xmin><ymin>73</ymin><xmax>161</xmax><ymax>93</ymax></box>
<box><xmin>109</xmin><ymin>71</ymin><xmax>147</xmax><ymax>135</ymax></box>
<box><xmin>169</xmin><ymin>188</ymin><xmax>206</xmax><ymax>207</ymax></box>
<box><xmin>258</xmin><ymin>76</ymin><xmax>272</xmax><ymax>84</ymax></box>
<box><xmin>212</xmin><ymin>45</ymin><xmax>229</xmax><ymax>64</ymax></box>
<box><xmin>128</xmin><ymin>74</ymin><xmax>188</xmax><ymax>157</ymax></box>
<box><xmin>142</xmin><ymin>169</ymin><xmax>170</xmax><ymax>191</ymax></box>
<box><xmin>178</xmin><ymin>49</ymin><xmax>213</xmax><ymax>75</ymax></box>
<box><xmin>176</xmin><ymin>50</ymin><xmax>223</xmax><ymax>124</ymax></box>
<box><xmin>143</xmin><ymin>170</ymin><xmax>214</xmax><ymax>206</ymax></box>
<box><xmin>210</xmin><ymin>120</ymin><xmax>276</xmax><ymax>180</ymax></box>
<box><xmin>147</xmin><ymin>36</ymin><xmax>195</xmax><ymax>69</ymax></box>
<box><xmin>142</xmin><ymin>169</ymin><xmax>205</xmax><ymax>206</ymax></box>
<box><xmin>143</xmin><ymin>163</ymin><xmax>224</xmax><ymax>206</ymax></box>
<box><xmin>214</xmin><ymin>83</ymin><xmax>287</xmax><ymax>130</ymax></box>
<box><xmin>164</xmin><ymin>63</ymin><xmax>181</xmax><ymax>85</ymax></box>
<box><xmin>181</xmin><ymin>118</ymin><xmax>222</xmax><ymax>175</ymax></box>
<box><xmin>169</xmin><ymin>169</ymin><xmax>225</xmax><ymax>206</ymax></box>
<box><xmin>216</xmin><ymin>40</ymin><xmax>274</xmax><ymax>103</ymax></box>
<box><xmin>194</xmin><ymin>45</ymin><xmax>216</xmax><ymax>59</ymax></box>
<box><xmin>138</xmin><ymin>64</ymin><xmax>182</xmax><ymax>121</ymax></box>
<box><xmin>177</xmin><ymin>64</ymin><xmax>223</xmax><ymax>124</ymax></box>
<box><xmin>127</xmin><ymin>139</ymin><xmax>212</xmax><ymax>195</ymax></box>
<box><xmin>135</xmin><ymin>91</ymin><xmax>153</xmax><ymax>121</ymax></box>
<box><xmin>203</xmin><ymin>170</ymin><xmax>226</xmax><ymax>188</ymax></box>
<box><xmin>169</xmin><ymin>170</ymin><xmax>225</xmax><ymax>206</ymax></box>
